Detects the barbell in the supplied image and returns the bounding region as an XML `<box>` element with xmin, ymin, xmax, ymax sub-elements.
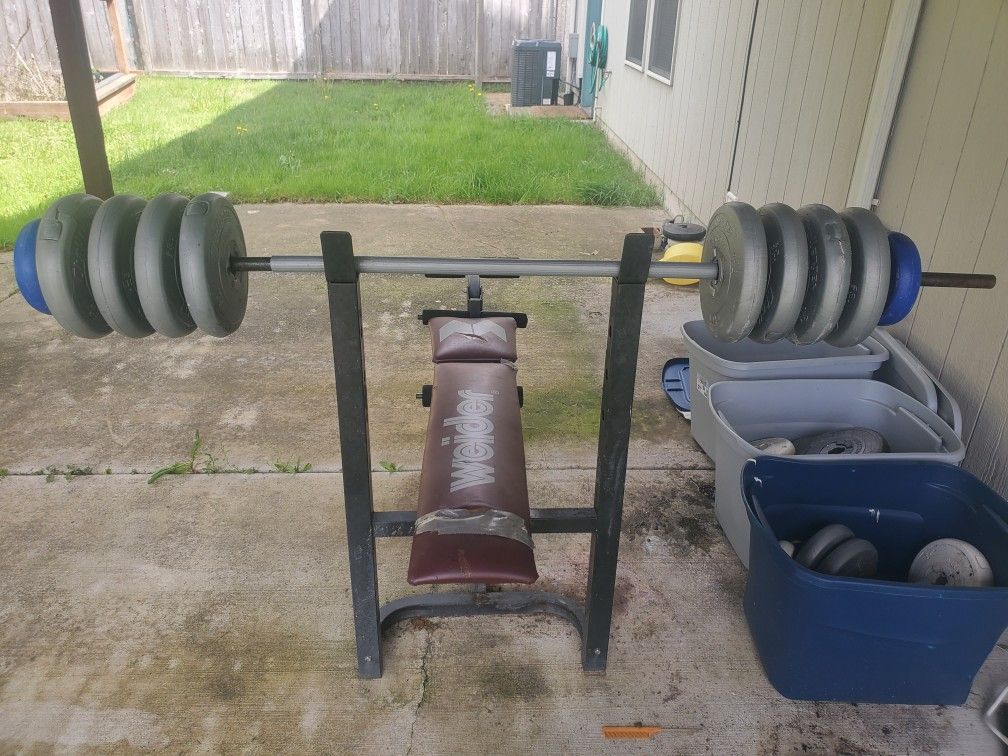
<box><xmin>13</xmin><ymin>192</ymin><xmax>995</xmax><ymax>345</ymax></box>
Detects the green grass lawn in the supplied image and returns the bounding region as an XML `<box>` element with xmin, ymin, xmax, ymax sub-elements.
<box><xmin>0</xmin><ymin>77</ymin><xmax>658</xmax><ymax>246</ymax></box>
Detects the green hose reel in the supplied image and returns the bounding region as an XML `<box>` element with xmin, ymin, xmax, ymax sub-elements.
<box><xmin>587</xmin><ymin>23</ymin><xmax>609</xmax><ymax>94</ymax></box>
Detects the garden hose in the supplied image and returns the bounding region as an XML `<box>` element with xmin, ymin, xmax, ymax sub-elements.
<box><xmin>588</xmin><ymin>23</ymin><xmax>609</xmax><ymax>94</ymax></box>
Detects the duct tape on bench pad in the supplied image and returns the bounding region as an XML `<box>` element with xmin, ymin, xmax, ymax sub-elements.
<box><xmin>415</xmin><ymin>507</ymin><xmax>534</xmax><ymax>549</ymax></box>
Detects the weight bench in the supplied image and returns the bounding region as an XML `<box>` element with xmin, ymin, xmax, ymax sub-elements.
<box><xmin>321</xmin><ymin>233</ymin><xmax>652</xmax><ymax>679</ymax></box>
<box><xmin>408</xmin><ymin>315</ymin><xmax>537</xmax><ymax>585</ymax></box>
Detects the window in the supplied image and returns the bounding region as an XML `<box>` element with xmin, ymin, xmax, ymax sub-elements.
<box><xmin>625</xmin><ymin>0</ymin><xmax>649</xmax><ymax>67</ymax></box>
<box><xmin>647</xmin><ymin>0</ymin><xmax>680</xmax><ymax>81</ymax></box>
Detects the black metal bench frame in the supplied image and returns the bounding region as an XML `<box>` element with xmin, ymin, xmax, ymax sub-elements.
<box><xmin>321</xmin><ymin>230</ymin><xmax>651</xmax><ymax>679</ymax></box>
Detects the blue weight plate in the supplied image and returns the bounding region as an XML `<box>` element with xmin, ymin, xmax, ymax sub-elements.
<box><xmin>879</xmin><ymin>231</ymin><xmax>922</xmax><ymax>326</ymax></box>
<box><xmin>662</xmin><ymin>358</ymin><xmax>691</xmax><ymax>416</ymax></box>
<box><xmin>13</xmin><ymin>219</ymin><xmax>49</xmax><ymax>314</ymax></box>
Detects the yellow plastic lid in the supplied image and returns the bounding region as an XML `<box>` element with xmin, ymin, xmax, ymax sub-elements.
<box><xmin>659</xmin><ymin>242</ymin><xmax>703</xmax><ymax>285</ymax></box>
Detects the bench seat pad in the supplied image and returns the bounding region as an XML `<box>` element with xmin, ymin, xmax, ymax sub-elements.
<box><xmin>429</xmin><ymin>317</ymin><xmax>518</xmax><ymax>363</ymax></box>
<box><xmin>407</xmin><ymin>361</ymin><xmax>537</xmax><ymax>585</ymax></box>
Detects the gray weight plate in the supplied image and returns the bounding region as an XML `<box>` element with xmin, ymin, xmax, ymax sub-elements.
<box><xmin>36</xmin><ymin>193</ymin><xmax>111</xmax><ymax>339</ymax></box>
<box><xmin>795</xmin><ymin>524</ymin><xmax>854</xmax><ymax>570</ymax></box>
<box><xmin>794</xmin><ymin>427</ymin><xmax>886</xmax><ymax>455</ymax></box>
<box><xmin>88</xmin><ymin>194</ymin><xmax>153</xmax><ymax>338</ymax></box>
<box><xmin>752</xmin><ymin>437</ymin><xmax>796</xmax><ymax>456</ymax></box>
<box><xmin>790</xmin><ymin>204</ymin><xmax>852</xmax><ymax>345</ymax></box>
<box><xmin>135</xmin><ymin>193</ymin><xmax>196</xmax><ymax>337</ymax></box>
<box><xmin>179</xmin><ymin>193</ymin><xmax>249</xmax><ymax>337</ymax></box>
<box><xmin>816</xmin><ymin>537</ymin><xmax>879</xmax><ymax>578</ymax></box>
<box><xmin>908</xmin><ymin>538</ymin><xmax>994</xmax><ymax>587</ymax></box>
<box><xmin>828</xmin><ymin>208</ymin><xmax>891</xmax><ymax>347</ymax></box>
<box><xmin>751</xmin><ymin>203</ymin><xmax>808</xmax><ymax>343</ymax></box>
<box><xmin>699</xmin><ymin>202</ymin><xmax>767</xmax><ymax>342</ymax></box>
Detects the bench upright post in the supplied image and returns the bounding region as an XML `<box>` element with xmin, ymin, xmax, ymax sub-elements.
<box><xmin>321</xmin><ymin>231</ymin><xmax>383</xmax><ymax>679</ymax></box>
<box><xmin>582</xmin><ymin>234</ymin><xmax>652</xmax><ymax>671</ymax></box>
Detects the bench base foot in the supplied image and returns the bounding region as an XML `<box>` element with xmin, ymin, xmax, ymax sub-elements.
<box><xmin>380</xmin><ymin>590</ymin><xmax>592</xmax><ymax>666</ymax></box>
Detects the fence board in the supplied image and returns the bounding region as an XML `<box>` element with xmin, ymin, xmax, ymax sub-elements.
<box><xmin>2</xmin><ymin>0</ymin><xmax>561</xmax><ymax>81</ymax></box>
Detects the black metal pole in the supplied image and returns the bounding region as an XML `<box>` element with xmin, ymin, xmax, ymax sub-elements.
<box><xmin>920</xmin><ymin>272</ymin><xmax>996</xmax><ymax>289</ymax></box>
<box><xmin>49</xmin><ymin>0</ymin><xmax>113</xmax><ymax>198</ymax></box>
<box><xmin>321</xmin><ymin>231</ymin><xmax>382</xmax><ymax>679</ymax></box>
<box><xmin>581</xmin><ymin>233</ymin><xmax>652</xmax><ymax>671</ymax></box>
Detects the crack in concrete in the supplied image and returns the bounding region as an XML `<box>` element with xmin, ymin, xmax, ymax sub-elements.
<box><xmin>405</xmin><ymin>631</ymin><xmax>434</xmax><ymax>756</ymax></box>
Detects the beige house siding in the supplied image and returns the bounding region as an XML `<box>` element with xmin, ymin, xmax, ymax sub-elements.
<box><xmin>875</xmin><ymin>0</ymin><xmax>1008</xmax><ymax>491</ymax></box>
<box><xmin>596</xmin><ymin>0</ymin><xmax>757</xmax><ymax>222</ymax></box>
<box><xmin>596</xmin><ymin>0</ymin><xmax>890</xmax><ymax>220</ymax></box>
<box><xmin>731</xmin><ymin>0</ymin><xmax>890</xmax><ymax>210</ymax></box>
<box><xmin>597</xmin><ymin>0</ymin><xmax>1008</xmax><ymax>492</ymax></box>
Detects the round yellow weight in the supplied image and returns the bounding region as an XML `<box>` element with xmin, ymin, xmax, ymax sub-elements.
<box><xmin>660</xmin><ymin>242</ymin><xmax>704</xmax><ymax>285</ymax></box>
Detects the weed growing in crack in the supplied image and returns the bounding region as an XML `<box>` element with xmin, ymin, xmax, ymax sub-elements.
<box><xmin>274</xmin><ymin>460</ymin><xmax>312</xmax><ymax>474</ymax></box>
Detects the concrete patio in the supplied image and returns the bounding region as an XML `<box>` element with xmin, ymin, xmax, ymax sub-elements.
<box><xmin>0</xmin><ymin>204</ymin><xmax>1003</xmax><ymax>753</ymax></box>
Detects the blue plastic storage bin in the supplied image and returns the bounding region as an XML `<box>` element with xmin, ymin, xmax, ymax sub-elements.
<box><xmin>741</xmin><ymin>457</ymin><xmax>1008</xmax><ymax>705</ymax></box>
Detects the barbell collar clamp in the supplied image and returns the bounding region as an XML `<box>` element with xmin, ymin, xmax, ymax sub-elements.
<box><xmin>232</xmin><ymin>255</ymin><xmax>996</xmax><ymax>290</ymax></box>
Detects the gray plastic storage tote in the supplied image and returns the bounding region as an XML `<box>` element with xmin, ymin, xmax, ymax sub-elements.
<box><xmin>708</xmin><ymin>378</ymin><xmax>965</xmax><ymax>566</ymax></box>
<box><xmin>682</xmin><ymin>320</ymin><xmax>889</xmax><ymax>456</ymax></box>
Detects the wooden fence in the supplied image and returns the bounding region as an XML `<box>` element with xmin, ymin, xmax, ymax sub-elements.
<box><xmin>2</xmin><ymin>0</ymin><xmax>568</xmax><ymax>81</ymax></box>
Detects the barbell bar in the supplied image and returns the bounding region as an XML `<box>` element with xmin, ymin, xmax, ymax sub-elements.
<box><xmin>233</xmin><ymin>254</ymin><xmax>722</xmax><ymax>279</ymax></box>
<box><xmin>13</xmin><ymin>192</ymin><xmax>996</xmax><ymax>345</ymax></box>
<box><xmin>228</xmin><ymin>254</ymin><xmax>997</xmax><ymax>288</ymax></box>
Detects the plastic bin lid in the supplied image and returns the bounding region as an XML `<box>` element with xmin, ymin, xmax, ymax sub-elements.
<box><xmin>662</xmin><ymin>358</ymin><xmax>691</xmax><ymax>418</ymax></box>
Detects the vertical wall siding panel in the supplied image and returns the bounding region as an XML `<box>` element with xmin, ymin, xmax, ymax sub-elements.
<box><xmin>682</xmin><ymin>0</ymin><xmax>721</xmax><ymax>214</ymax></box>
<box><xmin>764</xmin><ymin>0</ymin><xmax>820</xmax><ymax>203</ymax></box>
<box><xmin>705</xmin><ymin>0</ymin><xmax>745</xmax><ymax>217</ymax></box>
<box><xmin>939</xmin><ymin>170</ymin><xmax>1008</xmax><ymax>447</ymax></box>
<box><xmin>780</xmin><ymin>0</ymin><xmax>840</xmax><ymax>206</ymax></box>
<box><xmin>889</xmin><ymin>0</ymin><xmax>999</xmax><ymax>345</ymax></box>
<box><xmin>709</xmin><ymin>0</ymin><xmax>752</xmax><ymax>216</ymax></box>
<box><xmin>729</xmin><ymin>0</ymin><xmax>766</xmax><ymax>199</ymax></box>
<box><xmin>821</xmin><ymin>0</ymin><xmax>887</xmax><ymax>208</ymax></box>
<box><xmin>748</xmin><ymin>0</ymin><xmax>802</xmax><ymax>207</ymax></box>
<box><xmin>799</xmin><ymin>0</ymin><xmax>863</xmax><ymax>203</ymax></box>
<box><xmin>695</xmin><ymin>0</ymin><xmax>733</xmax><ymax>217</ymax></box>
<box><xmin>733</xmin><ymin>0</ymin><xmax>776</xmax><ymax>203</ymax></box>
<box><xmin>909</xmin><ymin>4</ymin><xmax>1008</xmax><ymax>355</ymax></box>
<box><xmin>669</xmin><ymin>0</ymin><xmax>701</xmax><ymax>212</ymax></box>
<box><xmin>873</xmin><ymin>0</ymin><xmax>958</xmax><ymax>242</ymax></box>
<box><xmin>900</xmin><ymin>6</ymin><xmax>1008</xmax><ymax>445</ymax></box>
<box><xmin>871</xmin><ymin>0</ymin><xmax>1008</xmax><ymax>494</ymax></box>
<box><xmin>964</xmin><ymin>180</ymin><xmax>1008</xmax><ymax>488</ymax></box>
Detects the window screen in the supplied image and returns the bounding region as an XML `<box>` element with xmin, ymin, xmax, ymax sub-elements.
<box><xmin>647</xmin><ymin>0</ymin><xmax>680</xmax><ymax>80</ymax></box>
<box><xmin>625</xmin><ymin>0</ymin><xmax>649</xmax><ymax>66</ymax></box>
